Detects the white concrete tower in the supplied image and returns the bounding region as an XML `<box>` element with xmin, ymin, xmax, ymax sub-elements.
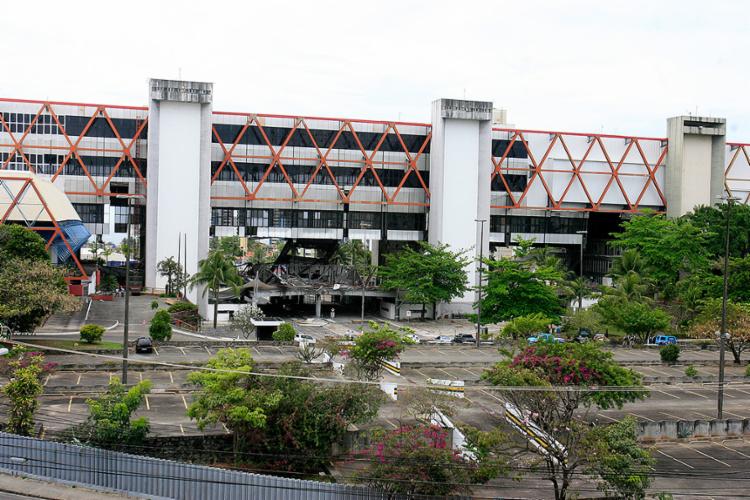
<box><xmin>665</xmin><ymin>116</ymin><xmax>726</xmax><ymax>217</ymax></box>
<box><xmin>429</xmin><ymin>99</ymin><xmax>493</xmax><ymax>316</ymax></box>
<box><xmin>145</xmin><ymin>79</ymin><xmax>213</xmax><ymax>312</ymax></box>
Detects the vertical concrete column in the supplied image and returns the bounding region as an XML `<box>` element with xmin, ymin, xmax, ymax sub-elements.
<box><xmin>370</xmin><ymin>239</ymin><xmax>379</xmax><ymax>267</ymax></box>
<box><xmin>429</xmin><ymin>99</ymin><xmax>492</xmax><ymax>316</ymax></box>
<box><xmin>665</xmin><ymin>116</ymin><xmax>726</xmax><ymax>217</ymax></box>
<box><xmin>145</xmin><ymin>79</ymin><xmax>213</xmax><ymax>316</ymax></box>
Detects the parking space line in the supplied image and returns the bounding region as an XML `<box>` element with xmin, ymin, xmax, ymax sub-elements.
<box><xmin>646</xmin><ymin>367</ymin><xmax>673</xmax><ymax>377</ymax></box>
<box><xmin>252</xmin><ymin>347</ymin><xmax>261</xmax><ymax>355</ymax></box>
<box><xmin>656</xmin><ymin>449</ymin><xmax>694</xmax><ymax>469</ymax></box>
<box><xmin>681</xmin><ymin>389</ymin><xmax>709</xmax><ymax>399</ymax></box>
<box><xmin>692</xmin><ymin>411</ymin><xmax>714</xmax><ymax>419</ymax></box>
<box><xmin>153</xmin><ymin>347</ymin><xmax>159</xmax><ymax>356</ymax></box>
<box><xmin>597</xmin><ymin>413</ymin><xmax>619</xmax><ymax>422</ymax></box>
<box><xmin>178</xmin><ymin>347</ymin><xmax>187</xmax><ymax>357</ymax></box>
<box><xmin>683</xmin><ymin>444</ymin><xmax>731</xmax><ymax>467</ymax></box>
<box><xmin>108</xmin><ymin>372</ymin><xmax>113</xmax><ymax>383</ymax></box>
<box><xmin>651</xmin><ymin>388</ymin><xmax>680</xmax><ymax>400</ymax></box>
<box><xmin>384</xmin><ymin>418</ymin><xmax>399</xmax><ymax>429</ymax></box>
<box><xmin>732</xmin><ymin>388</ymin><xmax>750</xmax><ymax>396</ymax></box>
<box><xmin>144</xmin><ymin>395</ymin><xmax>150</xmax><ymax>411</ymax></box>
<box><xmin>204</xmin><ymin>346</ymin><xmax>212</xmax><ymax>356</ymax></box>
<box><xmin>437</xmin><ymin>368</ymin><xmax>457</xmax><ymax>379</ymax></box>
<box><xmin>222</xmin><ymin>423</ymin><xmax>230</xmax><ymax>434</ymax></box>
<box><xmin>719</xmin><ymin>442</ymin><xmax>750</xmax><ymax>459</ymax></box>
<box><xmin>480</xmin><ymin>389</ymin><xmax>504</xmax><ymax>403</ymax></box>
<box><xmin>67</xmin><ymin>396</ymin><xmax>73</xmax><ymax>413</ymax></box>
<box><xmin>139</xmin><ymin>372</ymin><xmax>143</xmax><ymax>382</ymax></box>
<box><xmin>659</xmin><ymin>411</ymin><xmax>685</xmax><ymax>420</ymax></box>
<box><xmin>181</xmin><ymin>395</ymin><xmax>188</xmax><ymax>410</ymax></box>
<box><xmin>179</xmin><ymin>424</ymin><xmax>185</xmax><ymax>435</ymax></box>
<box><xmin>628</xmin><ymin>412</ymin><xmax>655</xmax><ymax>422</ymax></box>
<box><xmin>413</xmin><ymin>368</ymin><xmax>431</xmax><ymax>380</ymax></box>
<box><xmin>723</xmin><ymin>410</ymin><xmax>744</xmax><ymax>419</ymax></box>
<box><xmin>43</xmin><ymin>374</ymin><xmax>50</xmax><ymax>386</ymax></box>
<box><xmin>168</xmin><ymin>371</ymin><xmax>174</xmax><ymax>384</ymax></box>
<box><xmin>76</xmin><ymin>373</ymin><xmax>81</xmax><ymax>385</ymax></box>
<box><xmin>461</xmin><ymin>368</ymin><xmax>481</xmax><ymax>377</ymax></box>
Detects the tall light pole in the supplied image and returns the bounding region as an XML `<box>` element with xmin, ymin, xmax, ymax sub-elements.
<box><xmin>475</xmin><ymin>219</ymin><xmax>486</xmax><ymax>348</ymax></box>
<box><xmin>575</xmin><ymin>230</ymin><xmax>587</xmax><ymax>310</ymax></box>
<box><xmin>718</xmin><ymin>195</ymin><xmax>737</xmax><ymax>419</ymax></box>
<box><xmin>117</xmin><ymin>195</ymin><xmax>134</xmax><ymax>384</ymax></box>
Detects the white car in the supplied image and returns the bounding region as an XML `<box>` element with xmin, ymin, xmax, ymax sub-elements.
<box><xmin>427</xmin><ymin>335</ymin><xmax>454</xmax><ymax>344</ymax></box>
<box><xmin>294</xmin><ymin>333</ymin><xmax>316</xmax><ymax>345</ymax></box>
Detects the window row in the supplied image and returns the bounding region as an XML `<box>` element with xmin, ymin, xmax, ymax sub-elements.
<box><xmin>212</xmin><ymin>124</ymin><xmax>430</xmax><ymax>154</ymax></box>
<box><xmin>211</xmin><ymin>208</ymin><xmax>425</xmax><ymax>231</ymax></box>
<box><xmin>490</xmin><ymin>215</ymin><xmax>587</xmax><ymax>234</ymax></box>
<box><xmin>0</xmin><ymin>153</ymin><xmax>147</xmax><ymax>178</ymax></box>
<box><xmin>211</xmin><ymin>162</ymin><xmax>428</xmax><ymax>188</ymax></box>
<box><xmin>0</xmin><ymin>113</ymin><xmax>146</xmax><ymax>139</ymax></box>
<box><xmin>72</xmin><ymin>203</ymin><xmax>104</xmax><ymax>223</ymax></box>
<box><xmin>490</xmin><ymin>174</ymin><xmax>527</xmax><ymax>192</ymax></box>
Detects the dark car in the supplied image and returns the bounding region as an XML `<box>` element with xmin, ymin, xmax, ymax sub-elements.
<box><xmin>574</xmin><ymin>329</ymin><xmax>592</xmax><ymax>343</ymax></box>
<box><xmin>135</xmin><ymin>336</ymin><xmax>153</xmax><ymax>354</ymax></box>
<box><xmin>452</xmin><ymin>334</ymin><xmax>476</xmax><ymax>344</ymax></box>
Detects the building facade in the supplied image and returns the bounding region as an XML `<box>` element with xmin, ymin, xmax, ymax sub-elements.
<box><xmin>2</xmin><ymin>79</ymin><xmax>749</xmax><ymax>314</ymax></box>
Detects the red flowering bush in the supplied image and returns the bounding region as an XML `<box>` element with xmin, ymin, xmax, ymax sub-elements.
<box><xmin>349</xmin><ymin>322</ymin><xmax>405</xmax><ymax>380</ymax></box>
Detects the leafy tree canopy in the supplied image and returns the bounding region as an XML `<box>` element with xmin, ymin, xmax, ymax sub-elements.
<box><xmin>210</xmin><ymin>236</ymin><xmax>244</xmax><ymax>258</ymax></box>
<box><xmin>478</xmin><ymin>258</ymin><xmax>565</xmax><ymax>323</ymax></box>
<box><xmin>684</xmin><ymin>203</ymin><xmax>750</xmax><ymax>259</ymax></box>
<box><xmin>690</xmin><ymin>298</ymin><xmax>750</xmax><ymax>363</ymax></box>
<box><xmin>379</xmin><ymin>241</ymin><xmax>469</xmax><ymax>317</ymax></box>
<box><xmin>0</xmin><ymin>224</ymin><xmax>49</xmax><ymax>262</ymax></box>
<box><xmin>350</xmin><ymin>321</ymin><xmax>406</xmax><ymax>380</ymax></box>
<box><xmin>596</xmin><ymin>298</ymin><xmax>671</xmax><ymax>344</ymax></box>
<box><xmin>501</xmin><ymin>313</ymin><xmax>552</xmax><ymax>340</ymax></box>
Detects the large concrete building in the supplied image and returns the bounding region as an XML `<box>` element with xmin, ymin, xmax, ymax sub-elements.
<box><xmin>1</xmin><ymin>79</ymin><xmax>748</xmax><ymax>317</ymax></box>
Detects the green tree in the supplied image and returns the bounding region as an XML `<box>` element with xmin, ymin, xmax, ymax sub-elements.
<box><xmin>350</xmin><ymin>322</ymin><xmax>406</xmax><ymax>380</ymax></box>
<box><xmin>569</xmin><ymin>276</ymin><xmax>596</xmax><ymax>310</ymax></box>
<box><xmin>210</xmin><ymin>236</ymin><xmax>244</xmax><ymax>258</ymax></box>
<box><xmin>597</xmin><ymin>299</ymin><xmax>671</xmax><ymax>344</ymax></box>
<box><xmin>690</xmin><ymin>298</ymin><xmax>750</xmax><ymax>363</ymax></box>
<box><xmin>563</xmin><ymin>307</ymin><xmax>605</xmax><ymax>336</ymax></box>
<box><xmin>73</xmin><ymin>377</ymin><xmax>152</xmax><ymax>449</ymax></box>
<box><xmin>118</xmin><ymin>236</ymin><xmax>137</xmax><ymax>260</ymax></box>
<box><xmin>479</xmin><ymin>258</ymin><xmax>565</xmax><ymax>323</ymax></box>
<box><xmin>0</xmin><ymin>258</ymin><xmax>79</xmax><ymax>331</ymax></box>
<box><xmin>612</xmin><ymin>211</ymin><xmax>710</xmax><ymax>298</ymax></box>
<box><xmin>379</xmin><ymin>242</ymin><xmax>469</xmax><ymax>320</ymax></box>
<box><xmin>2</xmin><ymin>354</ymin><xmax>45</xmax><ymax>436</ymax></box>
<box><xmin>79</xmin><ymin>324</ymin><xmax>105</xmax><ymax>344</ymax></box>
<box><xmin>0</xmin><ymin>224</ymin><xmax>49</xmax><ymax>262</ymax></box>
<box><xmin>501</xmin><ymin>313</ymin><xmax>552</xmax><ymax>340</ymax></box>
<box><xmin>482</xmin><ymin>342</ymin><xmax>648</xmax><ymax>500</ymax></box>
<box><xmin>356</xmin><ymin>424</ymin><xmax>507</xmax><ymax>497</ymax></box>
<box><xmin>685</xmin><ymin>203</ymin><xmax>750</xmax><ymax>259</ymax></box>
<box><xmin>188</xmin><ymin>350</ymin><xmax>381</xmax><ymax>470</ymax></box>
<box><xmin>157</xmin><ymin>256</ymin><xmax>184</xmax><ymax>296</ymax></box>
<box><xmin>593</xmin><ymin>417</ymin><xmax>655</xmax><ymax>499</ymax></box>
<box><xmin>190</xmin><ymin>249</ymin><xmax>244</xmax><ymax>329</ymax></box>
<box><xmin>272</xmin><ymin>322</ymin><xmax>295</xmax><ymax>342</ymax></box>
<box><xmin>332</xmin><ymin>239</ymin><xmax>371</xmax><ymax>266</ymax></box>
<box><xmin>149</xmin><ymin>309</ymin><xmax>172</xmax><ymax>341</ymax></box>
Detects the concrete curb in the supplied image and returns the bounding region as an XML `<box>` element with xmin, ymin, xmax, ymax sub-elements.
<box><xmin>638</xmin><ymin>418</ymin><xmax>750</xmax><ymax>442</ymax></box>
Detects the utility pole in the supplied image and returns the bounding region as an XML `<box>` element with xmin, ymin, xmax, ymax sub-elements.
<box><xmin>718</xmin><ymin>196</ymin><xmax>736</xmax><ymax>419</ymax></box>
<box><xmin>118</xmin><ymin>196</ymin><xmax>134</xmax><ymax>385</ymax></box>
<box><xmin>576</xmin><ymin>230</ymin><xmax>587</xmax><ymax>310</ymax></box>
<box><xmin>475</xmin><ymin>219</ymin><xmax>486</xmax><ymax>348</ymax></box>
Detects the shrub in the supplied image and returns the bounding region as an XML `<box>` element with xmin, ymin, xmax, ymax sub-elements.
<box><xmin>150</xmin><ymin>300</ymin><xmax>159</xmax><ymax>310</ymax></box>
<box><xmin>685</xmin><ymin>365</ymin><xmax>698</xmax><ymax>378</ymax></box>
<box><xmin>502</xmin><ymin>313</ymin><xmax>552</xmax><ymax>340</ymax></box>
<box><xmin>80</xmin><ymin>324</ymin><xmax>105</xmax><ymax>344</ymax></box>
<box><xmin>100</xmin><ymin>274</ymin><xmax>118</xmax><ymax>293</ymax></box>
<box><xmin>745</xmin><ymin>364</ymin><xmax>750</xmax><ymax>377</ymax></box>
<box><xmin>659</xmin><ymin>344</ymin><xmax>680</xmax><ymax>364</ymax></box>
<box><xmin>167</xmin><ymin>301</ymin><xmax>198</xmax><ymax>314</ymax></box>
<box><xmin>272</xmin><ymin>322</ymin><xmax>295</xmax><ymax>342</ymax></box>
<box><xmin>149</xmin><ymin>309</ymin><xmax>172</xmax><ymax>342</ymax></box>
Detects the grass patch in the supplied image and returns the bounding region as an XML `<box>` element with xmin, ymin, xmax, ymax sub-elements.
<box><xmin>24</xmin><ymin>339</ymin><xmax>123</xmax><ymax>351</ymax></box>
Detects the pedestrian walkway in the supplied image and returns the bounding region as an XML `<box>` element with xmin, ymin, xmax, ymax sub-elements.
<box><xmin>0</xmin><ymin>473</ymin><xmax>136</xmax><ymax>499</ymax></box>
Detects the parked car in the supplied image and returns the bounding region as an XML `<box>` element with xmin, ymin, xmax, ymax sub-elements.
<box><xmin>294</xmin><ymin>333</ymin><xmax>316</xmax><ymax>345</ymax></box>
<box><xmin>404</xmin><ymin>333</ymin><xmax>422</xmax><ymax>344</ymax></box>
<box><xmin>135</xmin><ymin>336</ymin><xmax>153</xmax><ymax>354</ymax></box>
<box><xmin>428</xmin><ymin>335</ymin><xmax>454</xmax><ymax>344</ymax></box>
<box><xmin>527</xmin><ymin>333</ymin><xmax>565</xmax><ymax>344</ymax></box>
<box><xmin>452</xmin><ymin>334</ymin><xmax>476</xmax><ymax>344</ymax></box>
<box><xmin>574</xmin><ymin>329</ymin><xmax>592</xmax><ymax>343</ymax></box>
<box><xmin>654</xmin><ymin>335</ymin><xmax>677</xmax><ymax>346</ymax></box>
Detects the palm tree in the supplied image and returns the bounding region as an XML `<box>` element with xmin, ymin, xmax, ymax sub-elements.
<box><xmin>190</xmin><ymin>249</ymin><xmax>244</xmax><ymax>329</ymax></box>
<box><xmin>570</xmin><ymin>276</ymin><xmax>596</xmax><ymax>310</ymax></box>
<box><xmin>611</xmin><ymin>249</ymin><xmax>645</xmax><ymax>278</ymax></box>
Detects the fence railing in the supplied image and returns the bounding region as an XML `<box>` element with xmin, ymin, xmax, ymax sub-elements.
<box><xmin>0</xmin><ymin>432</ymin><xmax>386</xmax><ymax>500</ymax></box>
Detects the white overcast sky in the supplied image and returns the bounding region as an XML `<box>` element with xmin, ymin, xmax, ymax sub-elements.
<box><xmin>2</xmin><ymin>0</ymin><xmax>748</xmax><ymax>139</ymax></box>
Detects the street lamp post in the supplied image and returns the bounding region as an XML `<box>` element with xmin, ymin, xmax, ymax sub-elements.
<box><xmin>575</xmin><ymin>230</ymin><xmax>587</xmax><ymax>310</ymax></box>
<box><xmin>475</xmin><ymin>219</ymin><xmax>486</xmax><ymax>348</ymax></box>
<box><xmin>117</xmin><ymin>196</ymin><xmax>134</xmax><ymax>385</ymax></box>
<box><xmin>718</xmin><ymin>196</ymin><xmax>737</xmax><ymax>419</ymax></box>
